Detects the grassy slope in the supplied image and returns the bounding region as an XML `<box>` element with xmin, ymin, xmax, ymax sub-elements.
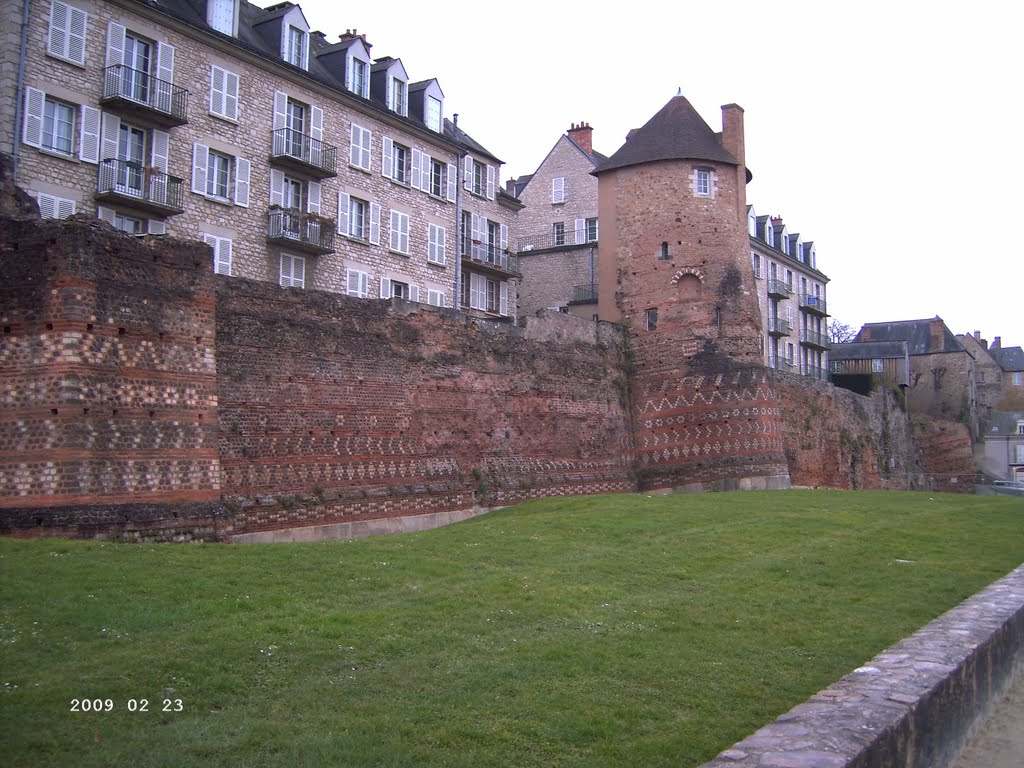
<box><xmin>1</xmin><ymin>490</ymin><xmax>1022</xmax><ymax>767</ymax></box>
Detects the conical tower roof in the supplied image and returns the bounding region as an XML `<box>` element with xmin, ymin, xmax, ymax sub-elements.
<box><xmin>594</xmin><ymin>94</ymin><xmax>740</xmax><ymax>175</ymax></box>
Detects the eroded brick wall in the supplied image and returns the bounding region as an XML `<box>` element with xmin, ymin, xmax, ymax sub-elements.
<box><xmin>0</xmin><ymin>217</ymin><xmax>223</xmax><ymax>539</ymax></box>
<box><xmin>214</xmin><ymin>278</ymin><xmax>635</xmax><ymax>535</ymax></box>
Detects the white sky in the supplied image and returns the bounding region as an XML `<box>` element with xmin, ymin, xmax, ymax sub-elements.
<box><xmin>273</xmin><ymin>0</ymin><xmax>1022</xmax><ymax>345</ymax></box>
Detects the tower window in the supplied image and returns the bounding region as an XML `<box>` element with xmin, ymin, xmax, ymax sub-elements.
<box><xmin>645</xmin><ymin>308</ymin><xmax>658</xmax><ymax>332</ymax></box>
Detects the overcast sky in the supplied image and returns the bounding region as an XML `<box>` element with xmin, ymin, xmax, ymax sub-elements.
<box><xmin>274</xmin><ymin>0</ymin><xmax>1022</xmax><ymax>346</ymax></box>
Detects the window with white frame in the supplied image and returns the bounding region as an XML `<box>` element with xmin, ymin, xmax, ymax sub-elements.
<box><xmin>209</xmin><ymin>65</ymin><xmax>239</xmax><ymax>121</ymax></box>
<box><xmin>202</xmin><ymin>233</ymin><xmax>232</xmax><ymax>276</ymax></box>
<box><xmin>463</xmin><ymin>156</ymin><xmax>494</xmax><ymax>199</ymax></box>
<box><xmin>473</xmin><ymin>161</ymin><xmax>486</xmax><ymax>196</ymax></box>
<box><xmin>347</xmin><ymin>196</ymin><xmax>367</xmax><ymax>239</ymax></box>
<box><xmin>382</xmin><ymin>138</ymin><xmax>408</xmax><ymax>184</ymax></box>
<box><xmin>381</xmin><ymin>277</ymin><xmax>418</xmax><ymax>302</ymax></box>
<box><xmin>31</xmin><ymin>192</ymin><xmax>76</xmax><ymax>219</ymax></box>
<box><xmin>427</xmin><ymin>289</ymin><xmax>445</xmax><ymax>307</ymax></box>
<box><xmin>337</xmin><ymin>192</ymin><xmax>379</xmax><ymax>244</ymax></box>
<box><xmin>22</xmin><ymin>88</ymin><xmax>100</xmax><ymax>163</ymax></box>
<box><xmin>1013</xmin><ymin>372</ymin><xmax>1024</xmax><ymax>386</ymax></box>
<box><xmin>206</xmin><ymin>0</ymin><xmax>237</xmax><ymax>35</ymax></box>
<box><xmin>285</xmin><ymin>25</ymin><xmax>307</xmax><ymax>69</ymax></box>
<box><xmin>280</xmin><ymin>253</ymin><xmax>305</xmax><ymax>288</ymax></box>
<box><xmin>645</xmin><ymin>308</ymin><xmax>658</xmax><ymax>332</ymax></box>
<box><xmin>348</xmin><ymin>56</ymin><xmax>369</xmax><ymax>98</ymax></box>
<box><xmin>552</xmin><ymin>177</ymin><xmax>565</xmax><ymax>204</ymax></box>
<box><xmin>114</xmin><ymin>211</ymin><xmax>144</xmax><ymax>234</ymax></box>
<box><xmin>752</xmin><ymin>253</ymin><xmax>762</xmax><ymax>278</ymax></box>
<box><xmin>872</xmin><ymin>359</ymin><xmax>884</xmax><ymax>373</ymax></box>
<box><xmin>586</xmin><ymin>217</ymin><xmax>598</xmax><ymax>243</ymax></box>
<box><xmin>428</xmin><ymin>224</ymin><xmax>446</xmax><ymax>265</ymax></box>
<box><xmin>349</xmin><ymin>123</ymin><xmax>372</xmax><ymax>171</ymax></box>
<box><xmin>695</xmin><ymin>168</ymin><xmax>711</xmax><ymax>196</ymax></box>
<box><xmin>346</xmin><ymin>268</ymin><xmax>369</xmax><ymax>298</ymax></box>
<box><xmin>428</xmin><ymin>159</ymin><xmax>445</xmax><ymax>198</ymax></box>
<box><xmin>426</xmin><ymin>96</ymin><xmax>442</xmax><ymax>132</ymax></box>
<box><xmin>1016</xmin><ymin>421</ymin><xmax>1024</xmax><ymax>435</ymax></box>
<box><xmin>1017</xmin><ymin>445</ymin><xmax>1024</xmax><ymax>463</ymax></box>
<box><xmin>191</xmin><ymin>143</ymin><xmax>250</xmax><ymax>206</ymax></box>
<box><xmin>389</xmin><ymin>210</ymin><xmax>410</xmax><ymax>254</ymax></box>
<box><xmin>43</xmin><ymin>97</ymin><xmax>75</xmax><ymax>156</ymax></box>
<box><xmin>47</xmin><ymin>0</ymin><xmax>88</xmax><ymax>66</ymax></box>
<box><xmin>390</xmin><ymin>76</ymin><xmax>407</xmax><ymax>116</ymax></box>
<box><xmin>552</xmin><ymin>221</ymin><xmax>565</xmax><ymax>246</ymax></box>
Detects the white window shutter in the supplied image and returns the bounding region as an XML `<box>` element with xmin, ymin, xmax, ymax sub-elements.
<box><xmin>148</xmin><ymin>218</ymin><xmax>166</xmax><ymax>235</ymax></box>
<box><xmin>272</xmin><ymin>90</ymin><xmax>287</xmax><ymax>131</ymax></box>
<box><xmin>217</xmin><ymin>239</ymin><xmax>232</xmax><ymax>275</ymax></box>
<box><xmin>269</xmin><ymin>168</ymin><xmax>284</xmax><ymax>206</ymax></box>
<box><xmin>447</xmin><ymin>163</ymin><xmax>457</xmax><ymax>202</ymax></box>
<box><xmin>380</xmin><ymin>277</ymin><xmax>391</xmax><ymax>298</ymax></box>
<box><xmin>68</xmin><ymin>4</ymin><xmax>87</xmax><ymax>65</ymax></box>
<box><xmin>349</xmin><ymin>123</ymin><xmax>359</xmax><ymax>166</ymax></box>
<box><xmin>463</xmin><ymin>156</ymin><xmax>472</xmax><ymax>190</ymax></box>
<box><xmin>500</xmin><ymin>223</ymin><xmax>508</xmax><ymax>251</ymax></box>
<box><xmin>369</xmin><ymin>202</ymin><xmax>381</xmax><ymax>245</ymax></box>
<box><xmin>382</xmin><ymin>136</ymin><xmax>393</xmax><ymax>179</ymax></box>
<box><xmin>389</xmin><ymin>209</ymin><xmax>399</xmax><ymax>251</ymax></box>
<box><xmin>156</xmin><ymin>41</ymin><xmax>174</xmax><ymax>83</ymax></box>
<box><xmin>499</xmin><ymin>282</ymin><xmax>509</xmax><ymax>316</ymax></box>
<box><xmin>411</xmin><ymin>149</ymin><xmax>422</xmax><ymax>190</ymax></box>
<box><xmin>234</xmin><ymin>157</ymin><xmax>250</xmax><ymax>207</ymax></box>
<box><xmin>385</xmin><ymin>75</ymin><xmax>393</xmax><ymax>110</ymax></box>
<box><xmin>48</xmin><ymin>1</ymin><xmax>68</xmax><ymax>59</ymax></box>
<box><xmin>35</xmin><ymin>193</ymin><xmax>56</xmax><ymax>219</ymax></box>
<box><xmin>100</xmin><ymin>111</ymin><xmax>119</xmax><ymax>160</ymax></box>
<box><xmin>57</xmin><ymin>197</ymin><xmax>76</xmax><ymax>219</ymax></box>
<box><xmin>224</xmin><ymin>70</ymin><xmax>239</xmax><ymax>120</ymax></box>
<box><xmin>22</xmin><ymin>86</ymin><xmax>44</xmax><ymax>148</ymax></box>
<box><xmin>409</xmin><ymin>285</ymin><xmax>419</xmax><ymax>303</ymax></box>
<box><xmin>575</xmin><ymin>219</ymin><xmax>585</xmax><ymax>245</ymax></box>
<box><xmin>307</xmin><ymin>180</ymin><xmax>321</xmax><ymax>214</ymax></box>
<box><xmin>105</xmin><ymin>21</ymin><xmax>125</xmax><ymax>68</ymax></box>
<box><xmin>400</xmin><ymin>215</ymin><xmax>409</xmax><ymax>253</ymax></box>
<box><xmin>337</xmin><ymin>192</ymin><xmax>349</xmax><ymax>234</ymax></box>
<box><xmin>191</xmin><ymin>143</ymin><xmax>209</xmax><ymax>195</ymax></box>
<box><xmin>310</xmin><ymin>105</ymin><xmax>323</xmax><ymax>142</ymax></box>
<box><xmin>96</xmin><ymin>206</ymin><xmax>115</xmax><ymax>225</ymax></box>
<box><xmin>470</xmin><ymin>273</ymin><xmax>485</xmax><ymax>310</ymax></box>
<box><xmin>151</xmin><ymin>130</ymin><xmax>169</xmax><ymax>172</ymax></box>
<box><xmin>79</xmin><ymin>105</ymin><xmax>100</xmax><ymax>163</ymax></box>
<box><xmin>486</xmin><ymin>165</ymin><xmax>495</xmax><ymax>200</ymax></box>
<box><xmin>210</xmin><ymin>66</ymin><xmax>225</xmax><ymax>115</ymax></box>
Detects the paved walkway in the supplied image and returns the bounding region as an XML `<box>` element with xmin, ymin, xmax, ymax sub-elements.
<box><xmin>952</xmin><ymin>671</ymin><xmax>1024</xmax><ymax>768</ymax></box>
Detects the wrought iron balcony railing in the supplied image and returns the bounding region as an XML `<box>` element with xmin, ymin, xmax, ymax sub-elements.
<box><xmin>767</xmin><ymin>278</ymin><xmax>793</xmax><ymax>299</ymax></box>
<box><xmin>462</xmin><ymin>242</ymin><xmax>520</xmax><ymax>275</ymax></box>
<box><xmin>266</xmin><ymin>208</ymin><xmax>336</xmax><ymax>254</ymax></box>
<box><xmin>101</xmin><ymin>65</ymin><xmax>188</xmax><ymax>127</ymax></box>
<box><xmin>798</xmin><ymin>293</ymin><xmax>828</xmax><ymax>316</ymax></box>
<box><xmin>270</xmin><ymin>128</ymin><xmax>337</xmax><ymax>178</ymax></box>
<box><xmin>517</xmin><ymin>230</ymin><xmax>597</xmax><ymax>252</ymax></box>
<box><xmin>96</xmin><ymin>159</ymin><xmax>184</xmax><ymax>216</ymax></box>
<box><xmin>800</xmin><ymin>329</ymin><xmax>829</xmax><ymax>349</ymax></box>
<box><xmin>570</xmin><ymin>283</ymin><xmax>598</xmax><ymax>303</ymax></box>
<box><xmin>768</xmin><ymin>317</ymin><xmax>793</xmax><ymax>336</ymax></box>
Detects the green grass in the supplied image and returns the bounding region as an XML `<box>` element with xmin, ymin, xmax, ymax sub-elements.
<box><xmin>1</xmin><ymin>490</ymin><xmax>1023</xmax><ymax>767</ymax></box>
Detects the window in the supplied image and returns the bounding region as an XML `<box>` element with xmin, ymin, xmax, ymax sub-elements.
<box><xmin>659</xmin><ymin>242</ymin><xmax>670</xmax><ymax>260</ymax></box>
<box><xmin>464</xmin><ymin>157</ymin><xmax>494</xmax><ymax>199</ymax></box>
<box><xmin>695</xmin><ymin>168</ymin><xmax>710</xmax><ymax>196</ymax></box>
<box><xmin>345</xmin><ymin>196</ymin><xmax>366</xmax><ymax>239</ymax></box>
<box><xmin>280</xmin><ymin>253</ymin><xmax>305</xmax><ymax>288</ymax></box>
<box><xmin>473</xmin><ymin>161</ymin><xmax>486</xmax><ymax>196</ymax></box>
<box><xmin>427</xmin><ymin>289</ymin><xmax>445</xmax><ymax>307</ymax></box>
<box><xmin>192</xmin><ymin>144</ymin><xmax>250</xmax><ymax>206</ymax></box>
<box><xmin>209</xmin><ymin>65</ymin><xmax>239</xmax><ymax>121</ymax></box>
<box><xmin>429</xmin><ymin>159</ymin><xmax>445</xmax><ymax>198</ymax></box>
<box><xmin>122</xmin><ymin>32</ymin><xmax>153</xmax><ymax>103</ymax></box>
<box><xmin>346</xmin><ymin>268</ymin><xmax>369</xmax><ymax>298</ymax></box>
<box><xmin>787</xmin><ymin>343</ymin><xmax>795</xmax><ymax>363</ymax></box>
<box><xmin>285</xmin><ymin>99</ymin><xmax>305</xmax><ymax>157</ymax></box>
<box><xmin>1017</xmin><ymin>445</ymin><xmax>1024</xmax><ymax>463</ymax></box>
<box><xmin>32</xmin><ymin>192</ymin><xmax>76</xmax><ymax>219</ymax></box>
<box><xmin>43</xmin><ymin>97</ymin><xmax>75</xmax><ymax>156</ymax></box>
<box><xmin>207</xmin><ymin>0</ymin><xmax>236</xmax><ymax>35</ymax></box>
<box><xmin>389</xmin><ymin>210</ymin><xmax>410</xmax><ymax>254</ymax></box>
<box><xmin>552</xmin><ymin>177</ymin><xmax>565</xmax><ymax>203</ymax></box>
<box><xmin>348</xmin><ymin>57</ymin><xmax>368</xmax><ymax>98</ymax></box>
<box><xmin>337</xmin><ymin>194</ymin><xmax>379</xmax><ymax>244</ymax></box>
<box><xmin>1013</xmin><ymin>372</ymin><xmax>1024</xmax><ymax>387</ymax></box>
<box><xmin>202</xmin><ymin>233</ymin><xmax>232</xmax><ymax>276</ymax></box>
<box><xmin>1016</xmin><ymin>421</ymin><xmax>1024</xmax><ymax>435</ymax></box>
<box><xmin>552</xmin><ymin>222</ymin><xmax>565</xmax><ymax>246</ymax></box>
<box><xmin>752</xmin><ymin>253</ymin><xmax>762</xmax><ymax>278</ymax></box>
<box><xmin>390</xmin><ymin>77</ymin><xmax>407</xmax><ymax>116</ymax></box>
<box><xmin>48</xmin><ymin>0</ymin><xmax>88</xmax><ymax>65</ymax></box>
<box><xmin>390</xmin><ymin>280</ymin><xmax>410</xmax><ymax>300</ymax></box>
<box><xmin>645</xmin><ymin>308</ymin><xmax>658</xmax><ymax>332</ymax></box>
<box><xmin>205</xmin><ymin>150</ymin><xmax>231</xmax><ymax>199</ymax></box>
<box><xmin>114</xmin><ymin>211</ymin><xmax>144</xmax><ymax>234</ymax></box>
<box><xmin>426</xmin><ymin>96</ymin><xmax>442</xmax><ymax>132</ymax></box>
<box><xmin>428</xmin><ymin>224</ymin><xmax>446</xmax><ymax>265</ymax></box>
<box><xmin>285</xmin><ymin>25</ymin><xmax>307</xmax><ymax>69</ymax></box>
<box><xmin>392</xmin><ymin>143</ymin><xmax>408</xmax><ymax>184</ymax></box>
<box><xmin>586</xmin><ymin>218</ymin><xmax>599</xmax><ymax>243</ymax></box>
<box><xmin>350</xmin><ymin>123</ymin><xmax>372</xmax><ymax>171</ymax></box>
<box><xmin>381</xmin><ymin>278</ymin><xmax>418</xmax><ymax>302</ymax></box>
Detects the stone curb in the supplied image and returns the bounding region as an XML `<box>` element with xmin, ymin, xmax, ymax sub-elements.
<box><xmin>700</xmin><ymin>564</ymin><xmax>1024</xmax><ymax>768</ymax></box>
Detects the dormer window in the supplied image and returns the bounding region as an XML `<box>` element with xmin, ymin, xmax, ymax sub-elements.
<box><xmin>207</xmin><ymin>0</ymin><xmax>237</xmax><ymax>36</ymax></box>
<box><xmin>390</xmin><ymin>76</ymin><xmax>407</xmax><ymax>116</ymax></box>
<box><xmin>286</xmin><ymin>25</ymin><xmax>307</xmax><ymax>69</ymax></box>
<box><xmin>349</xmin><ymin>56</ymin><xmax>368</xmax><ymax>98</ymax></box>
<box><xmin>426</xmin><ymin>96</ymin><xmax>441</xmax><ymax>132</ymax></box>
<box><xmin>765</xmin><ymin>224</ymin><xmax>774</xmax><ymax>248</ymax></box>
<box><xmin>747</xmin><ymin>208</ymin><xmax>756</xmax><ymax>236</ymax></box>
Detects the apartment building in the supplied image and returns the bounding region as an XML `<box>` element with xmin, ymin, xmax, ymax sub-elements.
<box><xmin>747</xmin><ymin>208</ymin><xmax>829</xmax><ymax>379</ymax></box>
<box><xmin>1</xmin><ymin>0</ymin><xmax>520</xmax><ymax>318</ymax></box>
<box><xmin>511</xmin><ymin>122</ymin><xmax>603</xmax><ymax>318</ymax></box>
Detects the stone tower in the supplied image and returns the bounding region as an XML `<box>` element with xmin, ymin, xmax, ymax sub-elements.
<box><xmin>594</xmin><ymin>95</ymin><xmax>790</xmax><ymax>491</ymax></box>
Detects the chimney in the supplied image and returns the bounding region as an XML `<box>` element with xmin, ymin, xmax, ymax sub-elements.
<box><xmin>721</xmin><ymin>104</ymin><xmax>746</xmax><ymax>223</ymax></box>
<box><xmin>771</xmin><ymin>216</ymin><xmax>784</xmax><ymax>228</ymax></box>
<box><xmin>929</xmin><ymin>317</ymin><xmax>944</xmax><ymax>352</ymax></box>
<box><xmin>567</xmin><ymin>121</ymin><xmax>593</xmax><ymax>156</ymax></box>
<box><xmin>992</xmin><ymin>336</ymin><xmax>1002</xmax><ymax>350</ymax></box>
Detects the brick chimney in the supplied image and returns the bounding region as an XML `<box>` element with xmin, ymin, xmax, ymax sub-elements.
<box><xmin>929</xmin><ymin>317</ymin><xmax>944</xmax><ymax>352</ymax></box>
<box><xmin>721</xmin><ymin>104</ymin><xmax>747</xmax><ymax>223</ymax></box>
<box><xmin>567</xmin><ymin>122</ymin><xmax>593</xmax><ymax>156</ymax></box>
<box><xmin>992</xmin><ymin>336</ymin><xmax>1002</xmax><ymax>350</ymax></box>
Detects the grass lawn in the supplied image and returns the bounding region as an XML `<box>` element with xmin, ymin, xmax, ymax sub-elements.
<box><xmin>1</xmin><ymin>489</ymin><xmax>1023</xmax><ymax>767</ymax></box>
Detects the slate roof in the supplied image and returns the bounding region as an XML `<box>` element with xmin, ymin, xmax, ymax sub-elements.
<box><xmin>830</xmin><ymin>341</ymin><xmax>908</xmax><ymax>361</ymax></box>
<box><xmin>147</xmin><ymin>0</ymin><xmax>499</xmax><ymax>161</ymax></box>
<box><xmin>593</xmin><ymin>95</ymin><xmax>741</xmax><ymax>175</ymax></box>
<box><xmin>855</xmin><ymin>318</ymin><xmax>965</xmax><ymax>356</ymax></box>
<box><xmin>991</xmin><ymin>346</ymin><xmax>1024</xmax><ymax>372</ymax></box>
<box><xmin>983</xmin><ymin>410</ymin><xmax>1024</xmax><ymax>435</ymax></box>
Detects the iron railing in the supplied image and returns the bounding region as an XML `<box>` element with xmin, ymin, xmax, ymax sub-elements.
<box><xmin>267</xmin><ymin>208</ymin><xmax>335</xmax><ymax>253</ymax></box>
<box><xmin>799</xmin><ymin>293</ymin><xmax>828</xmax><ymax>315</ymax></box>
<box><xmin>101</xmin><ymin>64</ymin><xmax>188</xmax><ymax>123</ymax></box>
<box><xmin>96</xmin><ymin>159</ymin><xmax>184</xmax><ymax>212</ymax></box>
<box><xmin>270</xmin><ymin>128</ymin><xmax>337</xmax><ymax>177</ymax></box>
<box><xmin>517</xmin><ymin>230</ymin><xmax>597</xmax><ymax>252</ymax></box>
<box><xmin>768</xmin><ymin>317</ymin><xmax>793</xmax><ymax>335</ymax></box>
<box><xmin>767</xmin><ymin>278</ymin><xmax>793</xmax><ymax>299</ymax></box>
<box><xmin>571</xmin><ymin>283</ymin><xmax>598</xmax><ymax>303</ymax></box>
<box><xmin>800</xmin><ymin>328</ymin><xmax>829</xmax><ymax>348</ymax></box>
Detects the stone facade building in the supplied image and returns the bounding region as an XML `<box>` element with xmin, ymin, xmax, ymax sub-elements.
<box><xmin>0</xmin><ymin>0</ymin><xmax>520</xmax><ymax>319</ymax></box>
<box><xmin>512</xmin><ymin>122</ymin><xmax>603</xmax><ymax>318</ymax></box>
<box><xmin>747</xmin><ymin>207</ymin><xmax>829</xmax><ymax>378</ymax></box>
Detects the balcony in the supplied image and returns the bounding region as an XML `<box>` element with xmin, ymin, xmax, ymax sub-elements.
<box><xmin>517</xmin><ymin>230</ymin><xmax>597</xmax><ymax>252</ymax></box>
<box><xmin>570</xmin><ymin>283</ymin><xmax>598</xmax><ymax>304</ymax></box>
<box><xmin>101</xmin><ymin>65</ymin><xmax>188</xmax><ymax>128</ymax></box>
<box><xmin>767</xmin><ymin>278</ymin><xmax>793</xmax><ymax>299</ymax></box>
<box><xmin>774</xmin><ymin>358</ymin><xmax>796</xmax><ymax>372</ymax></box>
<box><xmin>95</xmin><ymin>159</ymin><xmax>184</xmax><ymax>216</ymax></box>
<box><xmin>799</xmin><ymin>292</ymin><xmax>828</xmax><ymax>316</ymax></box>
<box><xmin>805</xmin><ymin>365</ymin><xmax>829</xmax><ymax>381</ymax></box>
<box><xmin>269</xmin><ymin>128</ymin><xmax>337</xmax><ymax>179</ymax></box>
<box><xmin>462</xmin><ymin>243</ymin><xmax>520</xmax><ymax>277</ymax></box>
<box><xmin>767</xmin><ymin>317</ymin><xmax>792</xmax><ymax>337</ymax></box>
<box><xmin>266</xmin><ymin>208</ymin><xmax>336</xmax><ymax>255</ymax></box>
<box><xmin>800</xmin><ymin>328</ymin><xmax>829</xmax><ymax>350</ymax></box>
